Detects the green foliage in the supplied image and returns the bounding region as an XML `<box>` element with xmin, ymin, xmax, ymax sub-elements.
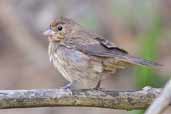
<box><xmin>130</xmin><ymin>110</ymin><xmax>145</xmax><ymax>114</ymax></box>
<box><xmin>135</xmin><ymin>17</ymin><xmax>165</xmax><ymax>88</ymax></box>
<box><xmin>131</xmin><ymin>17</ymin><xmax>166</xmax><ymax>114</ymax></box>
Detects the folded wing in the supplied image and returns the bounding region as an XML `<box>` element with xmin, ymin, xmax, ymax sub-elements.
<box><xmin>64</xmin><ymin>36</ymin><xmax>161</xmax><ymax>68</ymax></box>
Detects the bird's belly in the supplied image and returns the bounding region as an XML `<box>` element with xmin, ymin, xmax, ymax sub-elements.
<box><xmin>53</xmin><ymin>58</ymin><xmax>72</xmax><ymax>82</ymax></box>
<box><xmin>50</xmin><ymin>46</ymin><xmax>103</xmax><ymax>85</ymax></box>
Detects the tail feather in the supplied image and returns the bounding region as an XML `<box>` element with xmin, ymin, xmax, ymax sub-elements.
<box><xmin>120</xmin><ymin>55</ymin><xmax>162</xmax><ymax>68</ymax></box>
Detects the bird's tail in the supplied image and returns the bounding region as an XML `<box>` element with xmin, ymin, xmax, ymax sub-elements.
<box><xmin>120</xmin><ymin>55</ymin><xmax>162</xmax><ymax>68</ymax></box>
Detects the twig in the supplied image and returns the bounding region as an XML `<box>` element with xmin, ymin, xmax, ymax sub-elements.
<box><xmin>145</xmin><ymin>80</ymin><xmax>171</xmax><ymax>114</ymax></box>
<box><xmin>0</xmin><ymin>87</ymin><xmax>161</xmax><ymax>110</ymax></box>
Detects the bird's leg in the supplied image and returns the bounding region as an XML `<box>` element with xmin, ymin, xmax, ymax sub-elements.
<box><xmin>94</xmin><ymin>80</ymin><xmax>102</xmax><ymax>90</ymax></box>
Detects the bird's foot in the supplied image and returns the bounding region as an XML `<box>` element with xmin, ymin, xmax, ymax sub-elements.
<box><xmin>61</xmin><ymin>83</ymin><xmax>72</xmax><ymax>90</ymax></box>
<box><xmin>93</xmin><ymin>87</ymin><xmax>103</xmax><ymax>91</ymax></box>
<box><xmin>61</xmin><ymin>83</ymin><xmax>73</xmax><ymax>94</ymax></box>
<box><xmin>56</xmin><ymin>83</ymin><xmax>73</xmax><ymax>98</ymax></box>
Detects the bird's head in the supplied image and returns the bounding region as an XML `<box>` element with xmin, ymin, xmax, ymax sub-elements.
<box><xmin>44</xmin><ymin>17</ymin><xmax>80</xmax><ymax>42</ymax></box>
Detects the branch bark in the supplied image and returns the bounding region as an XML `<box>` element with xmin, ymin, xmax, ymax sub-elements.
<box><xmin>145</xmin><ymin>80</ymin><xmax>171</xmax><ymax>114</ymax></box>
<box><xmin>0</xmin><ymin>87</ymin><xmax>161</xmax><ymax>110</ymax></box>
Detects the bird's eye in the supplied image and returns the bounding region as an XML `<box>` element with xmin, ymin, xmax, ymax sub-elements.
<box><xmin>57</xmin><ymin>25</ymin><xmax>63</xmax><ymax>31</ymax></box>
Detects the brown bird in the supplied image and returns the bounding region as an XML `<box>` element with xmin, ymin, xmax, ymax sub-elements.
<box><xmin>44</xmin><ymin>17</ymin><xmax>160</xmax><ymax>90</ymax></box>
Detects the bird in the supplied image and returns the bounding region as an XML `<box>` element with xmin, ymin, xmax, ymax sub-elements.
<box><xmin>44</xmin><ymin>17</ymin><xmax>161</xmax><ymax>90</ymax></box>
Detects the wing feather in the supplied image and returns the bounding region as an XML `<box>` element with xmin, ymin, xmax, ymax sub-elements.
<box><xmin>63</xmin><ymin>36</ymin><xmax>161</xmax><ymax>68</ymax></box>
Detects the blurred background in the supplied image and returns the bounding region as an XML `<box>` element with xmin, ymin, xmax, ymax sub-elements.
<box><xmin>0</xmin><ymin>0</ymin><xmax>171</xmax><ymax>114</ymax></box>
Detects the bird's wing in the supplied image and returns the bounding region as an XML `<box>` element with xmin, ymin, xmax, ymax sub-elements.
<box><xmin>64</xmin><ymin>36</ymin><xmax>160</xmax><ymax>67</ymax></box>
<box><xmin>94</xmin><ymin>37</ymin><xmax>128</xmax><ymax>54</ymax></box>
<box><xmin>65</xmin><ymin>36</ymin><xmax>128</xmax><ymax>58</ymax></box>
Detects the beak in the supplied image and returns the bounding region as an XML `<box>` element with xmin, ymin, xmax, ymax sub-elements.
<box><xmin>43</xmin><ymin>28</ymin><xmax>55</xmax><ymax>36</ymax></box>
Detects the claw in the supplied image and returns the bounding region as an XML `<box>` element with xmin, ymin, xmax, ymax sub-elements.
<box><xmin>61</xmin><ymin>83</ymin><xmax>72</xmax><ymax>90</ymax></box>
<box><xmin>56</xmin><ymin>83</ymin><xmax>73</xmax><ymax>97</ymax></box>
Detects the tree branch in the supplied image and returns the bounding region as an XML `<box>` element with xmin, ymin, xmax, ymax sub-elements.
<box><xmin>145</xmin><ymin>80</ymin><xmax>171</xmax><ymax>114</ymax></box>
<box><xmin>0</xmin><ymin>87</ymin><xmax>161</xmax><ymax>110</ymax></box>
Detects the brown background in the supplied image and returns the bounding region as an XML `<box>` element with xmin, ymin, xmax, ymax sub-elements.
<box><xmin>0</xmin><ymin>0</ymin><xmax>171</xmax><ymax>114</ymax></box>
